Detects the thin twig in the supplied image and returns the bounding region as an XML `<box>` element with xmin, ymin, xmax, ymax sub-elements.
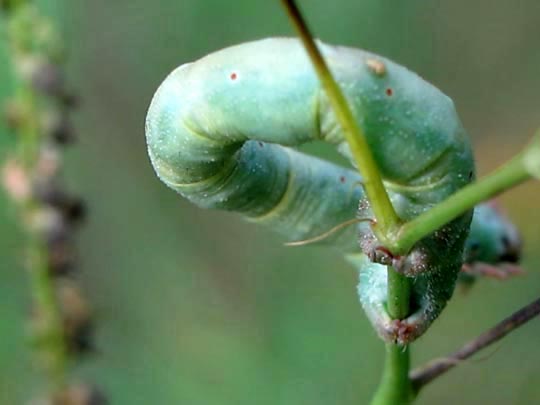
<box><xmin>280</xmin><ymin>0</ymin><xmax>400</xmax><ymax>237</ymax></box>
<box><xmin>279</xmin><ymin>2</ymin><xmax>412</xmax><ymax>403</ymax></box>
<box><xmin>2</xmin><ymin>2</ymin><xmax>105</xmax><ymax>402</ymax></box>
<box><xmin>410</xmin><ymin>297</ymin><xmax>540</xmax><ymax>392</ymax></box>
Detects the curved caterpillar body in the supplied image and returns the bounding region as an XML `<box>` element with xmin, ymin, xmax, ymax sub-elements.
<box><xmin>146</xmin><ymin>38</ymin><xmax>476</xmax><ymax>344</ymax></box>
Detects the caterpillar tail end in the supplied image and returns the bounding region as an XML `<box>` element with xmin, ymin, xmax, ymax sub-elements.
<box><xmin>349</xmin><ymin>254</ymin><xmax>433</xmax><ymax>345</ymax></box>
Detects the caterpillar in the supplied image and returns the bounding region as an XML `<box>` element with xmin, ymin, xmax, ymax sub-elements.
<box><xmin>145</xmin><ymin>37</ymin><xmax>479</xmax><ymax>344</ymax></box>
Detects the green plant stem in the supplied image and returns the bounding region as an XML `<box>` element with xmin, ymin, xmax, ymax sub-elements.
<box><xmin>280</xmin><ymin>0</ymin><xmax>400</xmax><ymax>238</ymax></box>
<box><xmin>369</xmin><ymin>267</ymin><xmax>413</xmax><ymax>404</ymax></box>
<box><xmin>280</xmin><ymin>2</ymin><xmax>413</xmax><ymax>404</ymax></box>
<box><xmin>392</xmin><ymin>148</ymin><xmax>533</xmax><ymax>254</ymax></box>
<box><xmin>4</xmin><ymin>3</ymin><xmax>69</xmax><ymax>391</ymax></box>
<box><xmin>280</xmin><ymin>2</ymin><xmax>540</xmax><ymax>402</ymax></box>
<box><xmin>28</xmin><ymin>239</ymin><xmax>68</xmax><ymax>388</ymax></box>
<box><xmin>371</xmin><ymin>344</ymin><xmax>412</xmax><ymax>405</ymax></box>
<box><xmin>19</xmin><ymin>86</ymin><xmax>68</xmax><ymax>391</ymax></box>
<box><xmin>387</xmin><ymin>267</ymin><xmax>410</xmax><ymax>319</ymax></box>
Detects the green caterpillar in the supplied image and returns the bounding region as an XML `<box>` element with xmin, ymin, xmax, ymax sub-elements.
<box><xmin>145</xmin><ymin>38</ymin><xmax>517</xmax><ymax>344</ymax></box>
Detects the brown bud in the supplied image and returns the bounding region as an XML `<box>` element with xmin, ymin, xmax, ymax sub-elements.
<box><xmin>3</xmin><ymin>100</ymin><xmax>25</xmax><ymax>130</ymax></box>
<box><xmin>61</xmin><ymin>92</ymin><xmax>80</xmax><ymax>109</ymax></box>
<box><xmin>33</xmin><ymin>181</ymin><xmax>86</xmax><ymax>225</ymax></box>
<box><xmin>62</xmin><ymin>197</ymin><xmax>87</xmax><ymax>225</ymax></box>
<box><xmin>53</xmin><ymin>383</ymin><xmax>108</xmax><ymax>405</ymax></box>
<box><xmin>36</xmin><ymin>147</ymin><xmax>61</xmax><ymax>179</ymax></box>
<box><xmin>48</xmin><ymin>238</ymin><xmax>76</xmax><ymax>276</ymax></box>
<box><xmin>57</xmin><ymin>282</ymin><xmax>94</xmax><ymax>354</ymax></box>
<box><xmin>42</xmin><ymin>112</ymin><xmax>76</xmax><ymax>145</ymax></box>
<box><xmin>31</xmin><ymin>62</ymin><xmax>64</xmax><ymax>97</ymax></box>
<box><xmin>33</xmin><ymin>179</ymin><xmax>65</xmax><ymax>206</ymax></box>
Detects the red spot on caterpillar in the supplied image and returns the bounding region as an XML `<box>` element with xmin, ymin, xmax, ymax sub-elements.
<box><xmin>230</xmin><ymin>72</ymin><xmax>237</xmax><ymax>80</ymax></box>
<box><xmin>385</xmin><ymin>88</ymin><xmax>393</xmax><ymax>96</ymax></box>
<box><xmin>339</xmin><ymin>176</ymin><xmax>346</xmax><ymax>183</ymax></box>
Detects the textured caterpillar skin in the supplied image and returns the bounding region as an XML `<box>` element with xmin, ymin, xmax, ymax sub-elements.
<box><xmin>354</xmin><ymin>202</ymin><xmax>520</xmax><ymax>342</ymax></box>
<box><xmin>459</xmin><ymin>203</ymin><xmax>522</xmax><ymax>285</ymax></box>
<box><xmin>145</xmin><ymin>38</ymin><xmax>475</xmax><ymax>344</ymax></box>
<box><xmin>464</xmin><ymin>203</ymin><xmax>521</xmax><ymax>264</ymax></box>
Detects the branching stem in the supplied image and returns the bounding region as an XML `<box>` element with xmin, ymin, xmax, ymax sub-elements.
<box><xmin>280</xmin><ymin>2</ymin><xmax>540</xmax><ymax>405</ymax></box>
<box><xmin>410</xmin><ymin>297</ymin><xmax>540</xmax><ymax>393</ymax></box>
<box><xmin>280</xmin><ymin>2</ymin><xmax>411</xmax><ymax>404</ymax></box>
<box><xmin>392</xmin><ymin>145</ymin><xmax>537</xmax><ymax>254</ymax></box>
<box><xmin>369</xmin><ymin>267</ymin><xmax>413</xmax><ymax>404</ymax></box>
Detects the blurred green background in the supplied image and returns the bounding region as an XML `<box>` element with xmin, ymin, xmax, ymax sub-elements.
<box><xmin>1</xmin><ymin>1</ymin><xmax>539</xmax><ymax>404</ymax></box>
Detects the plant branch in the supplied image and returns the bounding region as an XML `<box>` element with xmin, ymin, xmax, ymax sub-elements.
<box><xmin>368</xmin><ymin>267</ymin><xmax>413</xmax><ymax>405</ymax></box>
<box><xmin>280</xmin><ymin>0</ymin><xmax>400</xmax><ymax>238</ymax></box>
<box><xmin>2</xmin><ymin>3</ymin><xmax>102</xmax><ymax>401</ymax></box>
<box><xmin>393</xmin><ymin>132</ymin><xmax>540</xmax><ymax>254</ymax></box>
<box><xmin>410</xmin><ymin>297</ymin><xmax>540</xmax><ymax>393</ymax></box>
<box><xmin>279</xmin><ymin>2</ymin><xmax>412</xmax><ymax>404</ymax></box>
<box><xmin>387</xmin><ymin>266</ymin><xmax>410</xmax><ymax>320</ymax></box>
<box><xmin>2</xmin><ymin>3</ymin><xmax>69</xmax><ymax>390</ymax></box>
<box><xmin>28</xmin><ymin>239</ymin><xmax>68</xmax><ymax>386</ymax></box>
<box><xmin>371</xmin><ymin>344</ymin><xmax>412</xmax><ymax>405</ymax></box>
<box><xmin>282</xmin><ymin>0</ymin><xmax>412</xmax><ymax>405</ymax></box>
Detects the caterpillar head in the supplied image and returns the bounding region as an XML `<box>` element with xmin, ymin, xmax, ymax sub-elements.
<box><xmin>465</xmin><ymin>202</ymin><xmax>521</xmax><ymax>265</ymax></box>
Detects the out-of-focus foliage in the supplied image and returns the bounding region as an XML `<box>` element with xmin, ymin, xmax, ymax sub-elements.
<box><xmin>0</xmin><ymin>1</ymin><xmax>539</xmax><ymax>404</ymax></box>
